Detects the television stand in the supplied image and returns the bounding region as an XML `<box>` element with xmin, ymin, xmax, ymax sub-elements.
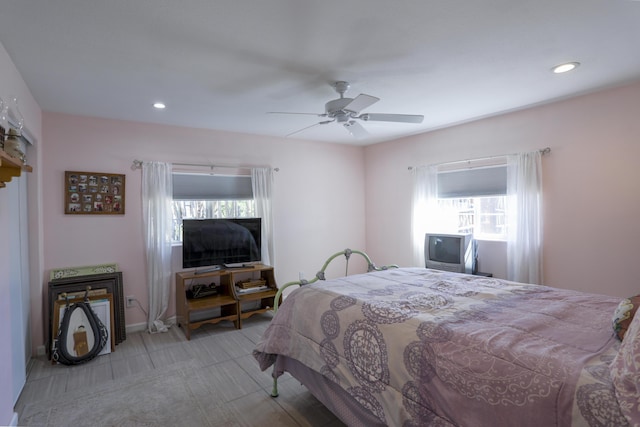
<box><xmin>175</xmin><ymin>264</ymin><xmax>279</xmax><ymax>339</ymax></box>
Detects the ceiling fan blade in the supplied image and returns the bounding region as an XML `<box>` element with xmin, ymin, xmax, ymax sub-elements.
<box><xmin>344</xmin><ymin>94</ymin><xmax>380</xmax><ymax>114</ymax></box>
<box><xmin>286</xmin><ymin>120</ymin><xmax>334</xmax><ymax>137</ymax></box>
<box><xmin>267</xmin><ymin>111</ymin><xmax>327</xmax><ymax>117</ymax></box>
<box><xmin>359</xmin><ymin>113</ymin><xmax>424</xmax><ymax>123</ymax></box>
<box><xmin>344</xmin><ymin>120</ymin><xmax>369</xmax><ymax>139</ymax></box>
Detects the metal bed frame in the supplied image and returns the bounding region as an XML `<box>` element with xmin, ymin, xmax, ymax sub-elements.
<box><xmin>270</xmin><ymin>248</ymin><xmax>398</xmax><ymax>397</ymax></box>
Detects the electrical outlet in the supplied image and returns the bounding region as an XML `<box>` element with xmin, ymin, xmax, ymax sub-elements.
<box><xmin>126</xmin><ymin>295</ymin><xmax>136</xmax><ymax>308</ymax></box>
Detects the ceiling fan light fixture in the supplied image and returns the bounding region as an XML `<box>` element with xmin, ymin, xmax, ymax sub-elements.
<box><xmin>344</xmin><ymin>120</ymin><xmax>369</xmax><ymax>139</ymax></box>
<box><xmin>552</xmin><ymin>62</ymin><xmax>580</xmax><ymax>74</ymax></box>
<box><xmin>271</xmin><ymin>81</ymin><xmax>423</xmax><ymax>139</ymax></box>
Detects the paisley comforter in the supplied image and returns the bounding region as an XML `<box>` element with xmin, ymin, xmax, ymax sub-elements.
<box><xmin>254</xmin><ymin>268</ymin><xmax>628</xmax><ymax>426</ymax></box>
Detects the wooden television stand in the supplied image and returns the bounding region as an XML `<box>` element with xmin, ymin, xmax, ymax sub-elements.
<box><xmin>175</xmin><ymin>264</ymin><xmax>279</xmax><ymax>340</ymax></box>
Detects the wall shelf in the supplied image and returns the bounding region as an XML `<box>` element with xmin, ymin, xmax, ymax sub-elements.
<box><xmin>0</xmin><ymin>150</ymin><xmax>32</xmax><ymax>188</ymax></box>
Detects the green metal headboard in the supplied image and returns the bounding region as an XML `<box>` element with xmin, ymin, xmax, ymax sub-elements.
<box><xmin>269</xmin><ymin>248</ymin><xmax>398</xmax><ymax>398</ymax></box>
<box><xmin>273</xmin><ymin>248</ymin><xmax>399</xmax><ymax>312</ymax></box>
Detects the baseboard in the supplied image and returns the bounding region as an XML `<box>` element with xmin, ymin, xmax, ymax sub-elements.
<box><xmin>35</xmin><ymin>318</ymin><xmax>178</xmax><ymax>358</ymax></box>
<box><xmin>126</xmin><ymin>322</ymin><xmax>147</xmax><ymax>334</ymax></box>
<box><xmin>125</xmin><ymin>316</ymin><xmax>176</xmax><ymax>334</ymax></box>
<box><xmin>36</xmin><ymin>345</ymin><xmax>46</xmax><ymax>357</ymax></box>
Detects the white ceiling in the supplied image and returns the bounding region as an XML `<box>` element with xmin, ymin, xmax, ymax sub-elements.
<box><xmin>1</xmin><ymin>0</ymin><xmax>639</xmax><ymax>145</ymax></box>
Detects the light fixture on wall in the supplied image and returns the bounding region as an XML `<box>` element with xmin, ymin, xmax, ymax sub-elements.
<box><xmin>12</xmin><ymin>97</ymin><xmax>24</xmax><ymax>130</ymax></box>
<box><xmin>0</xmin><ymin>97</ymin><xmax>6</xmax><ymax>125</ymax></box>
<box><xmin>552</xmin><ymin>62</ymin><xmax>580</xmax><ymax>74</ymax></box>
<box><xmin>0</xmin><ymin>95</ymin><xmax>25</xmax><ymax>134</ymax></box>
<box><xmin>0</xmin><ymin>95</ymin><xmax>27</xmax><ymax>162</ymax></box>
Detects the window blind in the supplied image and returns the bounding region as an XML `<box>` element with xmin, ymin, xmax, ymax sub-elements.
<box><xmin>437</xmin><ymin>165</ymin><xmax>507</xmax><ymax>198</ymax></box>
<box><xmin>172</xmin><ymin>174</ymin><xmax>253</xmax><ymax>200</ymax></box>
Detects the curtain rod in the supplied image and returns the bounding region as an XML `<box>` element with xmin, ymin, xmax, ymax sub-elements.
<box><xmin>407</xmin><ymin>147</ymin><xmax>551</xmax><ymax>171</ymax></box>
<box><xmin>131</xmin><ymin>159</ymin><xmax>279</xmax><ymax>172</ymax></box>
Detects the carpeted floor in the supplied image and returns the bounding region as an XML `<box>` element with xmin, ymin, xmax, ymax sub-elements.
<box><xmin>15</xmin><ymin>315</ymin><xmax>345</xmax><ymax>427</ymax></box>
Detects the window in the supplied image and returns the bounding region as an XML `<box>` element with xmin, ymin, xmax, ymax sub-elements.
<box><xmin>437</xmin><ymin>196</ymin><xmax>506</xmax><ymax>240</ymax></box>
<box><xmin>171</xmin><ymin>173</ymin><xmax>255</xmax><ymax>242</ymax></box>
<box><xmin>435</xmin><ymin>159</ymin><xmax>507</xmax><ymax>240</ymax></box>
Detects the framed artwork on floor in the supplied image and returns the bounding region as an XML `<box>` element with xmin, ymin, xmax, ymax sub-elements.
<box><xmin>65</xmin><ymin>171</ymin><xmax>125</xmax><ymax>214</ymax></box>
<box><xmin>47</xmin><ymin>271</ymin><xmax>125</xmax><ymax>359</ymax></box>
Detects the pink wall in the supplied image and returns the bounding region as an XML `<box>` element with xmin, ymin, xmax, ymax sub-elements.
<box><xmin>364</xmin><ymin>80</ymin><xmax>640</xmax><ymax>297</ymax></box>
<box><xmin>41</xmin><ymin>113</ymin><xmax>367</xmax><ymax>338</ymax></box>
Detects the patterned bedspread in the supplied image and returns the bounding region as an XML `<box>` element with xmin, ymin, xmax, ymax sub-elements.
<box><xmin>253</xmin><ymin>268</ymin><xmax>627</xmax><ymax>426</ymax></box>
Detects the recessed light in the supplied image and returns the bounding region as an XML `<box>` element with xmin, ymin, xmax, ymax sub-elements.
<box><xmin>153</xmin><ymin>102</ymin><xmax>166</xmax><ymax>109</ymax></box>
<box><xmin>552</xmin><ymin>62</ymin><xmax>580</xmax><ymax>74</ymax></box>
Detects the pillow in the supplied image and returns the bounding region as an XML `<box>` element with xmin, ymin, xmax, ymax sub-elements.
<box><xmin>610</xmin><ymin>303</ymin><xmax>640</xmax><ymax>425</ymax></box>
<box><xmin>613</xmin><ymin>295</ymin><xmax>640</xmax><ymax>341</ymax></box>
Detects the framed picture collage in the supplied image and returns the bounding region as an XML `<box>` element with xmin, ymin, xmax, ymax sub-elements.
<box><xmin>65</xmin><ymin>171</ymin><xmax>125</xmax><ymax>215</ymax></box>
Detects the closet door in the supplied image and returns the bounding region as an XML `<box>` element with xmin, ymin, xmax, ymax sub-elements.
<box><xmin>8</xmin><ymin>174</ymin><xmax>29</xmax><ymax>404</ymax></box>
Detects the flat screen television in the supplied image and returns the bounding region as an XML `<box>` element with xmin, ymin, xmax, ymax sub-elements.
<box><xmin>182</xmin><ymin>218</ymin><xmax>262</xmax><ymax>269</ymax></box>
<box><xmin>424</xmin><ymin>233</ymin><xmax>475</xmax><ymax>274</ymax></box>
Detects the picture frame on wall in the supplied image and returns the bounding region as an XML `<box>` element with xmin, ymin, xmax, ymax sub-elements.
<box><xmin>65</xmin><ymin>171</ymin><xmax>125</xmax><ymax>215</ymax></box>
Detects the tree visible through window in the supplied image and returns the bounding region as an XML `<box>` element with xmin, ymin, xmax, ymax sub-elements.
<box><xmin>171</xmin><ymin>200</ymin><xmax>256</xmax><ymax>242</ymax></box>
<box><xmin>437</xmin><ymin>196</ymin><xmax>506</xmax><ymax>240</ymax></box>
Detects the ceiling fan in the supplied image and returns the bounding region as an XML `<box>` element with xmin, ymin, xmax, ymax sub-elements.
<box><xmin>269</xmin><ymin>81</ymin><xmax>424</xmax><ymax>139</ymax></box>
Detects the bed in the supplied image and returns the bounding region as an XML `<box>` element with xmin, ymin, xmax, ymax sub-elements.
<box><xmin>253</xmin><ymin>250</ymin><xmax>640</xmax><ymax>426</ymax></box>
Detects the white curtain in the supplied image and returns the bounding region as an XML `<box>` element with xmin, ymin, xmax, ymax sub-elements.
<box><xmin>251</xmin><ymin>168</ymin><xmax>274</xmax><ymax>266</ymax></box>
<box><xmin>411</xmin><ymin>165</ymin><xmax>439</xmax><ymax>266</ymax></box>
<box><xmin>506</xmin><ymin>151</ymin><xmax>543</xmax><ymax>284</ymax></box>
<box><xmin>142</xmin><ymin>162</ymin><xmax>174</xmax><ymax>333</ymax></box>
